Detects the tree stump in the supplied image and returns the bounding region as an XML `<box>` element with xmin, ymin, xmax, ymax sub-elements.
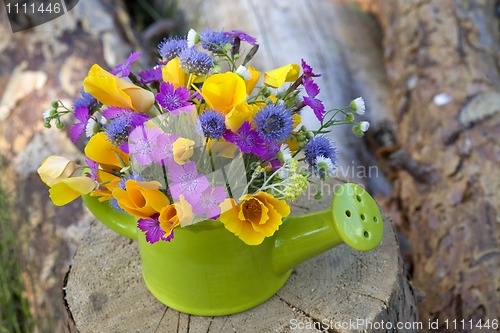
<box><xmin>64</xmin><ymin>184</ymin><xmax>417</xmax><ymax>333</ymax></box>
<box><xmin>366</xmin><ymin>0</ymin><xmax>500</xmax><ymax>325</ymax></box>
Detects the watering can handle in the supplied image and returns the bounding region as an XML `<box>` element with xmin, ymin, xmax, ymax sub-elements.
<box><xmin>82</xmin><ymin>194</ymin><xmax>138</xmax><ymax>240</ymax></box>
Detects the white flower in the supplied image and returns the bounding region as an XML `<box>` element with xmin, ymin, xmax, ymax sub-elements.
<box><xmin>314</xmin><ymin>156</ymin><xmax>335</xmax><ymax>177</ymax></box>
<box><xmin>359</xmin><ymin>121</ymin><xmax>370</xmax><ymax>132</ymax></box>
<box><xmin>235</xmin><ymin>65</ymin><xmax>251</xmax><ymax>80</ymax></box>
<box><xmin>85</xmin><ymin>118</ymin><xmax>99</xmax><ymax>137</ymax></box>
<box><xmin>187</xmin><ymin>29</ymin><xmax>200</xmax><ymax>48</ymax></box>
<box><xmin>279</xmin><ymin>144</ymin><xmax>292</xmax><ymax>162</ymax></box>
<box><xmin>350</xmin><ymin>97</ymin><xmax>365</xmax><ymax>115</ymax></box>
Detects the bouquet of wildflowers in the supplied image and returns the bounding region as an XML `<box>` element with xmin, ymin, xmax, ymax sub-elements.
<box><xmin>38</xmin><ymin>28</ymin><xmax>369</xmax><ymax>245</ymax></box>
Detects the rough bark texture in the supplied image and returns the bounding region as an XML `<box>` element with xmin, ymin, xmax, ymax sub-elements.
<box><xmin>0</xmin><ymin>1</ymin><xmax>138</xmax><ymax>331</ymax></box>
<box><xmin>64</xmin><ymin>186</ymin><xmax>417</xmax><ymax>333</ymax></box>
<box><xmin>368</xmin><ymin>0</ymin><xmax>500</xmax><ymax>327</ymax></box>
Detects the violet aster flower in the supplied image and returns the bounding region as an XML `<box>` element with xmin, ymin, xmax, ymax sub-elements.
<box><xmin>225</xmin><ymin>30</ymin><xmax>258</xmax><ymax>46</ymax></box>
<box><xmin>192</xmin><ymin>186</ymin><xmax>227</xmax><ymax>219</ymax></box>
<box><xmin>303</xmin><ymin>136</ymin><xmax>336</xmax><ymax>168</ymax></box>
<box><xmin>138</xmin><ymin>215</ymin><xmax>166</xmax><ymax>244</ymax></box>
<box><xmin>128</xmin><ymin>126</ymin><xmax>163</xmax><ymax>165</ymax></box>
<box><xmin>69</xmin><ymin>106</ymin><xmax>91</xmax><ymax>142</ymax></box>
<box><xmin>301</xmin><ymin>59</ymin><xmax>325</xmax><ymax>121</ymax></box>
<box><xmin>155</xmin><ymin>82</ymin><xmax>194</xmax><ymax>115</ymax></box>
<box><xmin>224</xmin><ymin>121</ymin><xmax>264</xmax><ymax>155</ymax></box>
<box><xmin>301</xmin><ymin>58</ymin><xmax>321</xmax><ymax>79</ymax></box>
<box><xmin>199</xmin><ymin>110</ymin><xmax>225</xmax><ymax>139</ymax></box>
<box><xmin>139</xmin><ymin>66</ymin><xmax>162</xmax><ymax>85</ymax></box>
<box><xmin>199</xmin><ymin>29</ymin><xmax>232</xmax><ymax>52</ymax></box>
<box><xmin>254</xmin><ymin>104</ymin><xmax>293</xmax><ymax>142</ymax></box>
<box><xmin>84</xmin><ymin>158</ymin><xmax>99</xmax><ymax>181</ymax></box>
<box><xmin>303</xmin><ymin>96</ymin><xmax>325</xmax><ymax>122</ymax></box>
<box><xmin>158</xmin><ymin>37</ymin><xmax>187</xmax><ymax>61</ymax></box>
<box><xmin>110</xmin><ymin>52</ymin><xmax>141</xmax><ymax>77</ymax></box>
<box><xmin>178</xmin><ymin>47</ymin><xmax>213</xmax><ymax>76</ymax></box>
<box><xmin>167</xmin><ymin>161</ymin><xmax>209</xmax><ymax>205</ymax></box>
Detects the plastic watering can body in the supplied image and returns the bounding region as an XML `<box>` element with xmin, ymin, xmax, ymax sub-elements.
<box><xmin>82</xmin><ymin>183</ymin><xmax>383</xmax><ymax>316</ymax></box>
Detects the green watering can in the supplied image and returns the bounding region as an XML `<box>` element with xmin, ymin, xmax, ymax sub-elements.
<box><xmin>82</xmin><ymin>183</ymin><xmax>383</xmax><ymax>316</ymax></box>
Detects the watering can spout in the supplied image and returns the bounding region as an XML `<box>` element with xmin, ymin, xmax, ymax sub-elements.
<box><xmin>272</xmin><ymin>183</ymin><xmax>383</xmax><ymax>275</ymax></box>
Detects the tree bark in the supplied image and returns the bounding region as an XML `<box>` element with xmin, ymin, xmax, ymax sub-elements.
<box><xmin>369</xmin><ymin>0</ymin><xmax>500</xmax><ymax>327</ymax></box>
<box><xmin>0</xmin><ymin>1</ymin><xmax>138</xmax><ymax>331</ymax></box>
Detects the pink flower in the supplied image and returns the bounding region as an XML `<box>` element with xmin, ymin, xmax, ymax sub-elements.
<box><xmin>192</xmin><ymin>186</ymin><xmax>227</xmax><ymax>219</ymax></box>
<box><xmin>168</xmin><ymin>162</ymin><xmax>209</xmax><ymax>205</ymax></box>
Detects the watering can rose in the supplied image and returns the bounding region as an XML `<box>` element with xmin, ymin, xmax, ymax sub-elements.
<box><xmin>219</xmin><ymin>192</ymin><xmax>291</xmax><ymax>245</ymax></box>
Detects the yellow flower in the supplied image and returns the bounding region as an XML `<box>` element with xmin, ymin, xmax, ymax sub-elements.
<box><xmin>83</xmin><ymin>64</ymin><xmax>154</xmax><ymax>113</ymax></box>
<box><xmin>49</xmin><ymin>177</ymin><xmax>98</xmax><ymax>206</ymax></box>
<box><xmin>84</xmin><ymin>132</ymin><xmax>129</xmax><ymax>171</ymax></box>
<box><xmin>245</xmin><ymin>66</ymin><xmax>261</xmax><ymax>94</ymax></box>
<box><xmin>158</xmin><ymin>204</ymin><xmax>180</xmax><ymax>240</ymax></box>
<box><xmin>90</xmin><ymin>170</ymin><xmax>121</xmax><ymax>202</ymax></box>
<box><xmin>172</xmin><ymin>137</ymin><xmax>195</xmax><ymax>165</ymax></box>
<box><xmin>225</xmin><ymin>102</ymin><xmax>259</xmax><ymax>132</ymax></box>
<box><xmin>37</xmin><ymin>155</ymin><xmax>76</xmax><ymax>186</ymax></box>
<box><xmin>263</xmin><ymin>64</ymin><xmax>300</xmax><ymax>88</ymax></box>
<box><xmin>158</xmin><ymin>195</ymin><xmax>194</xmax><ymax>239</ymax></box>
<box><xmin>219</xmin><ymin>192</ymin><xmax>290</xmax><ymax>245</ymax></box>
<box><xmin>174</xmin><ymin>195</ymin><xmax>194</xmax><ymax>226</ymax></box>
<box><xmin>112</xmin><ymin>180</ymin><xmax>170</xmax><ymax>218</ymax></box>
<box><xmin>201</xmin><ymin>72</ymin><xmax>247</xmax><ymax>115</ymax></box>
<box><xmin>162</xmin><ymin>58</ymin><xmax>189</xmax><ymax>89</ymax></box>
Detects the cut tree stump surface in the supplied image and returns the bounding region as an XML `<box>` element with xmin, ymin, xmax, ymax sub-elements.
<box><xmin>64</xmin><ymin>189</ymin><xmax>417</xmax><ymax>333</ymax></box>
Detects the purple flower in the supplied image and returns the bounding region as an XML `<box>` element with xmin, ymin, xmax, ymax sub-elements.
<box><xmin>155</xmin><ymin>82</ymin><xmax>194</xmax><ymax>115</ymax></box>
<box><xmin>192</xmin><ymin>186</ymin><xmax>227</xmax><ymax>219</ymax></box>
<box><xmin>69</xmin><ymin>106</ymin><xmax>91</xmax><ymax>142</ymax></box>
<box><xmin>139</xmin><ymin>66</ymin><xmax>162</xmax><ymax>85</ymax></box>
<box><xmin>301</xmin><ymin>59</ymin><xmax>325</xmax><ymax>121</ymax></box>
<box><xmin>225</xmin><ymin>30</ymin><xmax>258</xmax><ymax>46</ymax></box>
<box><xmin>304</xmin><ymin>96</ymin><xmax>325</xmax><ymax>121</ymax></box>
<box><xmin>224</xmin><ymin>122</ymin><xmax>264</xmax><ymax>155</ymax></box>
<box><xmin>110</xmin><ymin>52</ymin><xmax>141</xmax><ymax>77</ymax></box>
<box><xmin>128</xmin><ymin>126</ymin><xmax>163</xmax><ymax>165</ymax></box>
<box><xmin>168</xmin><ymin>161</ymin><xmax>210</xmax><ymax>205</ymax></box>
<box><xmin>138</xmin><ymin>215</ymin><xmax>165</xmax><ymax>244</ymax></box>
<box><xmin>254</xmin><ymin>104</ymin><xmax>293</xmax><ymax>142</ymax></box>
<box><xmin>301</xmin><ymin>58</ymin><xmax>321</xmax><ymax>79</ymax></box>
<box><xmin>199</xmin><ymin>110</ymin><xmax>225</xmax><ymax>139</ymax></box>
<box><xmin>85</xmin><ymin>158</ymin><xmax>99</xmax><ymax>181</ymax></box>
<box><xmin>303</xmin><ymin>136</ymin><xmax>336</xmax><ymax>168</ymax></box>
<box><xmin>74</xmin><ymin>92</ymin><xmax>98</xmax><ymax>110</ymax></box>
<box><xmin>153</xmin><ymin>132</ymin><xmax>179</xmax><ymax>166</ymax></box>
<box><xmin>103</xmin><ymin>107</ymin><xmax>150</xmax><ymax>152</ymax></box>
<box><xmin>179</xmin><ymin>47</ymin><xmax>213</xmax><ymax>76</ymax></box>
<box><xmin>158</xmin><ymin>37</ymin><xmax>187</xmax><ymax>61</ymax></box>
<box><xmin>199</xmin><ymin>29</ymin><xmax>232</xmax><ymax>52</ymax></box>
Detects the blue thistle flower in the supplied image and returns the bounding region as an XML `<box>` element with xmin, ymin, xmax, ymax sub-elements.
<box><xmin>199</xmin><ymin>29</ymin><xmax>232</xmax><ymax>52</ymax></box>
<box><xmin>158</xmin><ymin>37</ymin><xmax>187</xmax><ymax>60</ymax></box>
<box><xmin>254</xmin><ymin>104</ymin><xmax>293</xmax><ymax>142</ymax></box>
<box><xmin>303</xmin><ymin>136</ymin><xmax>336</xmax><ymax>168</ymax></box>
<box><xmin>74</xmin><ymin>92</ymin><xmax>98</xmax><ymax>110</ymax></box>
<box><xmin>105</xmin><ymin>116</ymin><xmax>131</xmax><ymax>147</ymax></box>
<box><xmin>178</xmin><ymin>48</ymin><xmax>213</xmax><ymax>76</ymax></box>
<box><xmin>199</xmin><ymin>110</ymin><xmax>226</xmax><ymax>139</ymax></box>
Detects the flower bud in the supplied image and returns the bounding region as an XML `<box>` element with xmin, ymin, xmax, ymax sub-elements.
<box><xmin>344</xmin><ymin>112</ymin><xmax>354</xmax><ymax>122</ymax></box>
